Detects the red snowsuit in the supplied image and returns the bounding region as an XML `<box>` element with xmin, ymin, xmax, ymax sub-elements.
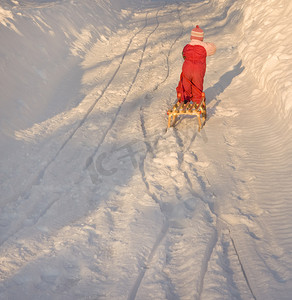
<box><xmin>176</xmin><ymin>40</ymin><xmax>216</xmax><ymax>104</ymax></box>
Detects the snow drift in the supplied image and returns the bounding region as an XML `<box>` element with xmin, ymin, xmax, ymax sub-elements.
<box><xmin>237</xmin><ymin>0</ymin><xmax>292</xmax><ymax>119</ymax></box>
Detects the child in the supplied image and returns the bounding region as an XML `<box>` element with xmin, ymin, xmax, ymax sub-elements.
<box><xmin>176</xmin><ymin>25</ymin><xmax>216</xmax><ymax>104</ymax></box>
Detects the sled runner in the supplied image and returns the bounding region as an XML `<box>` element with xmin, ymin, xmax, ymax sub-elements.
<box><xmin>167</xmin><ymin>92</ymin><xmax>206</xmax><ymax>131</ymax></box>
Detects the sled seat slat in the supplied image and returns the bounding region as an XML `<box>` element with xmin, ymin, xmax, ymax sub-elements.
<box><xmin>167</xmin><ymin>93</ymin><xmax>206</xmax><ymax>131</ymax></box>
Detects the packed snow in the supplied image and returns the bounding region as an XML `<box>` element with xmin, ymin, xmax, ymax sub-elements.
<box><xmin>0</xmin><ymin>0</ymin><xmax>292</xmax><ymax>299</ymax></box>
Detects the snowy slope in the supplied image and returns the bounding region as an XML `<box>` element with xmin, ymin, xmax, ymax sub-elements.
<box><xmin>0</xmin><ymin>0</ymin><xmax>292</xmax><ymax>299</ymax></box>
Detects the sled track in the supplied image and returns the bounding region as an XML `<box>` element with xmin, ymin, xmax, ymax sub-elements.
<box><xmin>0</xmin><ymin>7</ymin><xmax>166</xmax><ymax>283</ymax></box>
<box><xmin>203</xmin><ymin>75</ymin><xmax>260</xmax><ymax>298</ymax></box>
<box><xmin>0</xmin><ymin>9</ymin><xmax>159</xmax><ymax>247</ymax></box>
<box><xmin>86</xmin><ymin>7</ymin><xmax>162</xmax><ymax>165</ymax></box>
<box><xmin>127</xmin><ymin>220</ymin><xmax>169</xmax><ymax>300</ymax></box>
<box><xmin>132</xmin><ymin>3</ymin><xmax>254</xmax><ymax>297</ymax></box>
<box><xmin>229</xmin><ymin>229</ymin><xmax>257</xmax><ymax>300</ymax></box>
<box><xmin>171</xmin><ymin>105</ymin><xmax>257</xmax><ymax>299</ymax></box>
<box><xmin>172</xmin><ymin>129</ymin><xmax>220</xmax><ymax>299</ymax></box>
<box><xmin>139</xmin><ymin>1</ymin><xmax>185</xmax><ymax>207</ymax></box>
<box><xmin>129</xmin><ymin>3</ymin><xmax>189</xmax><ymax>298</ymax></box>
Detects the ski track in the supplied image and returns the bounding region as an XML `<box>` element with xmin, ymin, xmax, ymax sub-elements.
<box><xmin>0</xmin><ymin>4</ymin><xmax>175</xmax><ymax>294</ymax></box>
<box><xmin>0</xmin><ymin>8</ymin><xmax>156</xmax><ymax>247</ymax></box>
<box><xmin>86</xmin><ymin>6</ymin><xmax>162</xmax><ymax>168</ymax></box>
<box><xmin>0</xmin><ymin>7</ymin><xmax>158</xmax><ymax>276</ymax></box>
<box><xmin>1</xmin><ymin>8</ymin><xmax>148</xmax><ymax>212</ymax></box>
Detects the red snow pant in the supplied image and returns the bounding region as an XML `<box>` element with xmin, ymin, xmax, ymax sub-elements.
<box><xmin>176</xmin><ymin>60</ymin><xmax>206</xmax><ymax>104</ymax></box>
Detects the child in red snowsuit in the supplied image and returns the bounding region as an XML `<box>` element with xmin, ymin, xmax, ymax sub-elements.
<box><xmin>176</xmin><ymin>25</ymin><xmax>216</xmax><ymax>104</ymax></box>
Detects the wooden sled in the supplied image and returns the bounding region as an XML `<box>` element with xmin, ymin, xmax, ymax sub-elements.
<box><xmin>167</xmin><ymin>92</ymin><xmax>206</xmax><ymax>131</ymax></box>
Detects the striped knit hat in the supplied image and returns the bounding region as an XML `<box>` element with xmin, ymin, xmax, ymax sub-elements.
<box><xmin>191</xmin><ymin>25</ymin><xmax>204</xmax><ymax>41</ymax></box>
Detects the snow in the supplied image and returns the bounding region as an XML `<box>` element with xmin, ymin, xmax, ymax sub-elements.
<box><xmin>0</xmin><ymin>0</ymin><xmax>292</xmax><ymax>299</ymax></box>
<box><xmin>237</xmin><ymin>0</ymin><xmax>292</xmax><ymax>118</ymax></box>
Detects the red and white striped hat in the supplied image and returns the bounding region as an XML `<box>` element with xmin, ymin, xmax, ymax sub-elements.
<box><xmin>191</xmin><ymin>25</ymin><xmax>204</xmax><ymax>41</ymax></box>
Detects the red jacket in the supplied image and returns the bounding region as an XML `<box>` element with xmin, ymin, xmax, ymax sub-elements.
<box><xmin>177</xmin><ymin>40</ymin><xmax>216</xmax><ymax>103</ymax></box>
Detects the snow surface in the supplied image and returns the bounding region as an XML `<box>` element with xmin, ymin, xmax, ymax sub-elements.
<box><xmin>0</xmin><ymin>0</ymin><xmax>292</xmax><ymax>299</ymax></box>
